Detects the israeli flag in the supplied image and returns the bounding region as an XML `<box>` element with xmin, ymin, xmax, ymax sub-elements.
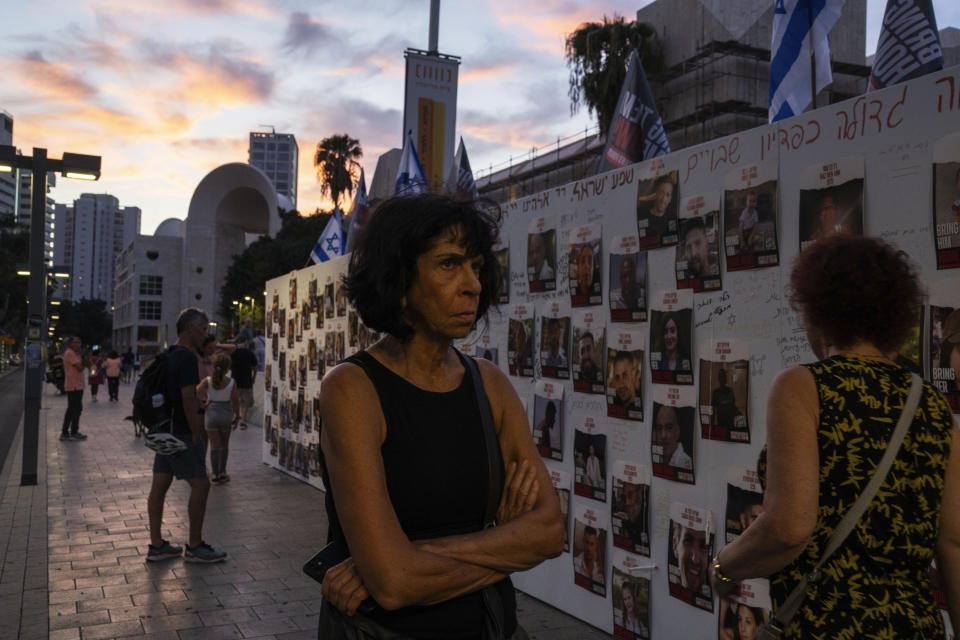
<box><xmin>769</xmin><ymin>0</ymin><xmax>846</xmax><ymax>123</ymax></box>
<box><xmin>394</xmin><ymin>134</ymin><xmax>429</xmax><ymax>195</ymax></box>
<box><xmin>310</xmin><ymin>207</ymin><xmax>344</xmax><ymax>264</ymax></box>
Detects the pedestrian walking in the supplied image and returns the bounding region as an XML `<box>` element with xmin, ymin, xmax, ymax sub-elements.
<box><xmin>122</xmin><ymin>346</ymin><xmax>135</xmax><ymax>383</ymax></box>
<box><xmin>197</xmin><ymin>353</ymin><xmax>240</xmax><ymax>483</ymax></box>
<box><xmin>88</xmin><ymin>349</ymin><xmax>105</xmax><ymax>402</ymax></box>
<box><xmin>60</xmin><ymin>337</ymin><xmax>88</xmax><ymax>441</ymax></box>
<box><xmin>105</xmin><ymin>350</ymin><xmax>122</xmax><ymax>401</ymax></box>
<box><xmin>230</xmin><ymin>340</ymin><xmax>257</xmax><ymax>429</ymax></box>
<box><xmin>146</xmin><ymin>308</ymin><xmax>226</xmax><ymax>563</ymax></box>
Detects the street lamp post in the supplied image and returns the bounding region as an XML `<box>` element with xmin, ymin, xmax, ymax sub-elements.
<box><xmin>1</xmin><ymin>145</ymin><xmax>100</xmax><ymax>486</ymax></box>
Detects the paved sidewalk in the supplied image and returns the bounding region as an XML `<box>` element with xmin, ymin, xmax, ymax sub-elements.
<box><xmin>0</xmin><ymin>381</ymin><xmax>608</xmax><ymax>639</ymax></box>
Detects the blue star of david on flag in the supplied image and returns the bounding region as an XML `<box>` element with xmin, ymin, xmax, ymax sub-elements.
<box><xmin>311</xmin><ymin>207</ymin><xmax>345</xmax><ymax>264</ymax></box>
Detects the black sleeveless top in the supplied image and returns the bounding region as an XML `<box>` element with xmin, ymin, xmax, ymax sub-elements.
<box><xmin>320</xmin><ymin>351</ymin><xmax>517</xmax><ymax>639</ymax></box>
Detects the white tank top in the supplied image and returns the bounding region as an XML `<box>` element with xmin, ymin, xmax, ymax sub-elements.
<box><xmin>206</xmin><ymin>376</ymin><xmax>234</xmax><ymax>402</ymax></box>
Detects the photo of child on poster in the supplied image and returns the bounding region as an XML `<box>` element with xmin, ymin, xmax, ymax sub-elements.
<box><xmin>635</xmin><ymin>171</ymin><xmax>679</xmax><ymax>250</ymax></box>
<box><xmin>725</xmin><ymin>467</ymin><xmax>764</xmax><ymax>544</ymax></box>
<box><xmin>573</xmin><ymin>504</ymin><xmax>607</xmax><ymax>596</ymax></box>
<box><xmin>652</xmin><ymin>385</ymin><xmax>696</xmax><ymax>484</ymax></box>
<box><xmin>606</xmin><ymin>330</ymin><xmax>644</xmax><ymax>421</ymax></box>
<box><xmin>570</xmin><ymin>224</ymin><xmax>602</xmax><ymax>307</ymax></box>
<box><xmin>527</xmin><ymin>217</ymin><xmax>557</xmax><ymax>293</ymax></box>
<box><xmin>718</xmin><ymin>580</ymin><xmax>772</xmax><ymax>640</ymax></box>
<box><xmin>931</xmin><ymin>304</ymin><xmax>960</xmax><ymax>412</ymax></box>
<box><xmin>723</xmin><ymin>166</ymin><xmax>779</xmax><ymax>271</ymax></box>
<box><xmin>612</xmin><ymin>559</ymin><xmax>651</xmax><ymax>640</ymax></box>
<box><xmin>932</xmin><ymin>137</ymin><xmax>960</xmax><ymax>269</ymax></box>
<box><xmin>540</xmin><ymin>314</ymin><xmax>571</xmax><ymax>379</ymax></box>
<box><xmin>532</xmin><ymin>381</ymin><xmax>564</xmax><ymax>461</ymax></box>
<box><xmin>798</xmin><ymin>157</ymin><xmax>865</xmax><ymax>251</ymax></box>
<box><xmin>574</xmin><ymin>424</ymin><xmax>606</xmax><ymax>502</ymax></box>
<box><xmin>573</xmin><ymin>314</ymin><xmax>605</xmax><ymax>394</ymax></box>
<box><xmin>609</xmin><ymin>235</ymin><xmax>647</xmax><ymax>322</ymax></box>
<box><xmin>667</xmin><ymin>502</ymin><xmax>714</xmax><ymax>612</ymax></box>
<box><xmin>508</xmin><ymin>308</ymin><xmax>535</xmax><ymax>377</ymax></box>
<box><xmin>550</xmin><ymin>469</ymin><xmax>571</xmax><ymax>552</ymax></box>
<box><xmin>494</xmin><ymin>242</ymin><xmax>510</xmax><ymax>303</ymax></box>
<box><xmin>649</xmin><ymin>290</ymin><xmax>694</xmax><ymax>385</ymax></box>
<box><xmin>676</xmin><ymin>193</ymin><xmax>722</xmax><ymax>293</ymax></box>
<box><xmin>699</xmin><ymin>340</ymin><xmax>750</xmax><ymax>442</ymax></box>
<box><xmin>612</xmin><ymin>461</ymin><xmax>651</xmax><ymax>556</ymax></box>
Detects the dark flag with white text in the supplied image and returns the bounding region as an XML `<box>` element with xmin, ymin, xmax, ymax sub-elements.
<box><xmin>448</xmin><ymin>137</ymin><xmax>479</xmax><ymax>200</ymax></box>
<box><xmin>598</xmin><ymin>49</ymin><xmax>669</xmax><ymax>173</ymax></box>
<box><xmin>867</xmin><ymin>0</ymin><xmax>943</xmax><ymax>91</ymax></box>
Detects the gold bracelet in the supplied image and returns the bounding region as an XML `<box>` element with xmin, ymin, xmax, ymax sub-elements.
<box><xmin>712</xmin><ymin>554</ymin><xmax>734</xmax><ymax>583</ymax></box>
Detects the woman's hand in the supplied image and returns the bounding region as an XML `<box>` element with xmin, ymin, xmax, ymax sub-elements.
<box><xmin>322</xmin><ymin>557</ymin><xmax>371</xmax><ymax>616</ymax></box>
<box><xmin>496</xmin><ymin>459</ymin><xmax>539</xmax><ymax>525</ymax></box>
<box><xmin>231</xmin><ymin>416</ymin><xmax>240</xmax><ymax>431</ymax></box>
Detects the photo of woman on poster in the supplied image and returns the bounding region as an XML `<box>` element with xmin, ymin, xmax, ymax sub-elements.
<box><xmin>651</xmin><ymin>389</ymin><xmax>697</xmax><ymax>484</ymax></box>
<box><xmin>532</xmin><ymin>386</ymin><xmax>563</xmax><ymax>461</ymax></box>
<box><xmin>718</xmin><ymin>599</ymin><xmax>769</xmax><ymax>640</ymax></box>
<box><xmin>636</xmin><ymin>172</ymin><xmax>679</xmax><ymax>249</ymax></box>
<box><xmin>650</xmin><ymin>307</ymin><xmax>693</xmax><ymax>384</ymax></box>
<box><xmin>613</xmin><ymin>568</ymin><xmax>651</xmax><ymax>639</ymax></box>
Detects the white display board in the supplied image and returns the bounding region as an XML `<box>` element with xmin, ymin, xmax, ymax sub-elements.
<box><xmin>264</xmin><ymin>65</ymin><xmax>960</xmax><ymax>637</ymax></box>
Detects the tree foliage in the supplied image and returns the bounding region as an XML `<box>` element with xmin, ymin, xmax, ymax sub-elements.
<box><xmin>218</xmin><ymin>209</ymin><xmax>335</xmax><ymax>338</ymax></box>
<box><xmin>52</xmin><ymin>299</ymin><xmax>113</xmax><ymax>348</ymax></box>
<box><xmin>564</xmin><ymin>15</ymin><xmax>664</xmax><ymax>134</ymax></box>
<box><xmin>314</xmin><ymin>134</ymin><xmax>362</xmax><ymax>210</ymax></box>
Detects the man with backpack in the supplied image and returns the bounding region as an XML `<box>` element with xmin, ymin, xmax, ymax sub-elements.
<box><xmin>146</xmin><ymin>308</ymin><xmax>226</xmax><ymax>563</ymax></box>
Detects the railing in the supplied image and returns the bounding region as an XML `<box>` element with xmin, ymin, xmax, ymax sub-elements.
<box><xmin>474</xmin><ymin>124</ymin><xmax>602</xmax><ymax>182</ymax></box>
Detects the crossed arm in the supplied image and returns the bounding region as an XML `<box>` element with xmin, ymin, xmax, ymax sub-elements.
<box><xmin>319</xmin><ymin>357</ymin><xmax>564</xmax><ymax>614</ymax></box>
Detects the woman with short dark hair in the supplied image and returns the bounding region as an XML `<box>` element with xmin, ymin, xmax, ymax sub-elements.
<box><xmin>711</xmin><ymin>236</ymin><xmax>959</xmax><ymax>638</ymax></box>
<box><xmin>318</xmin><ymin>195</ymin><xmax>564</xmax><ymax>638</ymax></box>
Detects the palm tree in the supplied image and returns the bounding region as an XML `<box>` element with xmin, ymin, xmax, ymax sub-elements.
<box><xmin>314</xmin><ymin>134</ymin><xmax>362</xmax><ymax>210</ymax></box>
<box><xmin>564</xmin><ymin>15</ymin><xmax>664</xmax><ymax>135</ymax></box>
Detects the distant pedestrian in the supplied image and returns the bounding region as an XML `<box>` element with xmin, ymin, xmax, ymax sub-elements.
<box><xmin>104</xmin><ymin>350</ymin><xmax>122</xmax><ymax>402</ymax></box>
<box><xmin>253</xmin><ymin>329</ymin><xmax>265</xmax><ymax>372</ymax></box>
<box><xmin>197</xmin><ymin>353</ymin><xmax>240</xmax><ymax>483</ymax></box>
<box><xmin>147</xmin><ymin>308</ymin><xmax>226</xmax><ymax>563</ymax></box>
<box><xmin>122</xmin><ymin>346</ymin><xmax>135</xmax><ymax>383</ymax></box>
<box><xmin>230</xmin><ymin>341</ymin><xmax>257</xmax><ymax>429</ymax></box>
<box><xmin>88</xmin><ymin>349</ymin><xmax>105</xmax><ymax>402</ymax></box>
<box><xmin>60</xmin><ymin>337</ymin><xmax>88</xmax><ymax>441</ymax></box>
<box><xmin>235</xmin><ymin>318</ymin><xmax>254</xmax><ymax>345</ymax></box>
<box><xmin>133</xmin><ymin>351</ymin><xmax>141</xmax><ymax>378</ymax></box>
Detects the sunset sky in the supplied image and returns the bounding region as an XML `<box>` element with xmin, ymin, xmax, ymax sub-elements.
<box><xmin>2</xmin><ymin>0</ymin><xmax>958</xmax><ymax>234</ymax></box>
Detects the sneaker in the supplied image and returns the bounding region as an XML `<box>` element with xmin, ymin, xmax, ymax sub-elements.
<box><xmin>219</xmin><ymin>474</ymin><xmax>230</xmax><ymax>483</ymax></box>
<box><xmin>184</xmin><ymin>541</ymin><xmax>227</xmax><ymax>564</ymax></box>
<box><xmin>60</xmin><ymin>432</ymin><xmax>71</xmax><ymax>441</ymax></box>
<box><xmin>147</xmin><ymin>540</ymin><xmax>183</xmax><ymax>562</ymax></box>
<box><xmin>210</xmin><ymin>475</ymin><xmax>222</xmax><ymax>485</ymax></box>
<box><xmin>70</xmin><ymin>432</ymin><xmax>88</xmax><ymax>440</ymax></box>
<box><xmin>239</xmin><ymin>421</ymin><xmax>248</xmax><ymax>430</ymax></box>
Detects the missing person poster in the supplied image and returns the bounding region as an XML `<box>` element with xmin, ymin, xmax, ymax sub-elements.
<box><xmin>933</xmin><ymin>135</ymin><xmax>960</xmax><ymax>270</ymax></box>
<box><xmin>699</xmin><ymin>340</ymin><xmax>750</xmax><ymax>442</ymax></box>
<box><xmin>612</xmin><ymin>550</ymin><xmax>651</xmax><ymax>640</ymax></box>
<box><xmin>606</xmin><ymin>329</ymin><xmax>645</xmax><ymax>421</ymax></box>
<box><xmin>930</xmin><ymin>298</ymin><xmax>960</xmax><ymax>413</ymax></box>
<box><xmin>539</xmin><ymin>303</ymin><xmax>571</xmax><ymax>379</ymax></box>
<box><xmin>676</xmin><ymin>192</ymin><xmax>722</xmax><ymax>292</ymax></box>
<box><xmin>609</xmin><ymin>234</ymin><xmax>647</xmax><ymax>322</ymax></box>
<box><xmin>527</xmin><ymin>216</ymin><xmax>557</xmax><ymax>293</ymax></box>
<box><xmin>574</xmin><ymin>419</ymin><xmax>606</xmax><ymax>502</ymax></box>
<box><xmin>649</xmin><ymin>290</ymin><xmax>694</xmax><ymax>385</ymax></box>
<box><xmin>573</xmin><ymin>311</ymin><xmax>605</xmax><ymax>394</ymax></box>
<box><xmin>573</xmin><ymin>503</ymin><xmax>608</xmax><ymax>596</ymax></box>
<box><xmin>551</xmin><ymin>469</ymin><xmax>571</xmax><ymax>553</ymax></box>
<box><xmin>723</xmin><ymin>161</ymin><xmax>780</xmax><ymax>270</ymax></box>
<box><xmin>798</xmin><ymin>156</ymin><xmax>865</xmax><ymax>251</ymax></box>
<box><xmin>724</xmin><ymin>467</ymin><xmax>764</xmax><ymax>543</ymax></box>
<box><xmin>508</xmin><ymin>305</ymin><xmax>535</xmax><ymax>377</ymax></box>
<box><xmin>612</xmin><ymin>461</ymin><xmax>651</xmax><ymax>556</ymax></box>
<box><xmin>533</xmin><ymin>380</ymin><xmax>564</xmax><ymax>461</ymax></box>
<box><xmin>718</xmin><ymin>580</ymin><xmax>772</xmax><ymax>640</ymax></box>
<box><xmin>570</xmin><ymin>223</ymin><xmax>602</xmax><ymax>307</ymax></box>
<box><xmin>635</xmin><ymin>168</ymin><xmax>679</xmax><ymax>250</ymax></box>
<box><xmin>493</xmin><ymin>239</ymin><xmax>510</xmax><ymax>303</ymax></box>
<box><xmin>652</xmin><ymin>386</ymin><xmax>697</xmax><ymax>484</ymax></box>
<box><xmin>667</xmin><ymin>502</ymin><xmax>714</xmax><ymax>612</ymax></box>
<box><xmin>324</xmin><ymin>282</ymin><xmax>335</xmax><ymax>319</ymax></box>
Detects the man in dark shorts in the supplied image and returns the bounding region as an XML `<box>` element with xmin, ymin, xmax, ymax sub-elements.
<box><xmin>146</xmin><ymin>308</ymin><xmax>226</xmax><ymax>563</ymax></box>
<box><xmin>231</xmin><ymin>340</ymin><xmax>258</xmax><ymax>429</ymax></box>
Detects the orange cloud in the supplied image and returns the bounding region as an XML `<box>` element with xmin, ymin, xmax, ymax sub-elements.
<box><xmin>13</xmin><ymin>52</ymin><xmax>98</xmax><ymax>101</ymax></box>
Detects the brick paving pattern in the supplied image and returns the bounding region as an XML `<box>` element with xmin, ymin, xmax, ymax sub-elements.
<box><xmin>0</xmin><ymin>373</ymin><xmax>608</xmax><ymax>639</ymax></box>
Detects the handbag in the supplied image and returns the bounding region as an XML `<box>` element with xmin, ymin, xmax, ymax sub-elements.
<box><xmin>756</xmin><ymin>373</ymin><xmax>923</xmax><ymax>640</ymax></box>
<box><xmin>314</xmin><ymin>350</ymin><xmax>511</xmax><ymax>640</ymax></box>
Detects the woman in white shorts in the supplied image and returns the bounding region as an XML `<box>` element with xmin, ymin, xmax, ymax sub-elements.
<box><xmin>197</xmin><ymin>353</ymin><xmax>240</xmax><ymax>483</ymax></box>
